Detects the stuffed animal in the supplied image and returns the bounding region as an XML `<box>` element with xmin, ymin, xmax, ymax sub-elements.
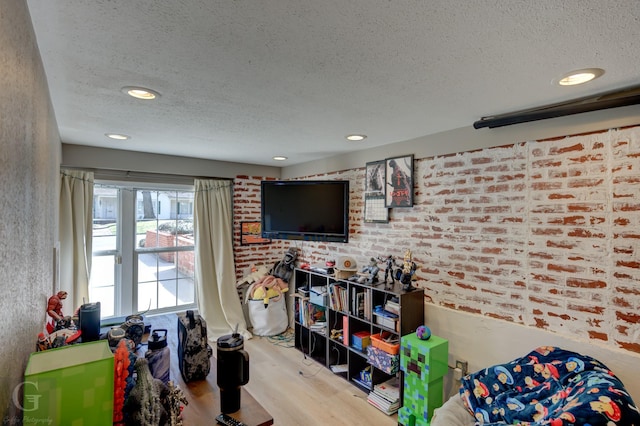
<box><xmin>246</xmin><ymin>275</ymin><xmax>288</xmax><ymax>307</ymax></box>
<box><xmin>271</xmin><ymin>247</ymin><xmax>298</xmax><ymax>283</ymax></box>
<box><xmin>236</xmin><ymin>264</ymin><xmax>270</xmax><ymax>287</ymax></box>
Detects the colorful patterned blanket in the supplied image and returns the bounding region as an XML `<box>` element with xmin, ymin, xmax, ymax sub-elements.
<box><xmin>459</xmin><ymin>346</ymin><xmax>640</xmax><ymax>425</ymax></box>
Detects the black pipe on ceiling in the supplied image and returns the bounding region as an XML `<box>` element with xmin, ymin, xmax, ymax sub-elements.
<box><xmin>473</xmin><ymin>85</ymin><xmax>640</xmax><ymax>129</ymax></box>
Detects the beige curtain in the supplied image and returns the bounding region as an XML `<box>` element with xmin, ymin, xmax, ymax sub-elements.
<box><xmin>59</xmin><ymin>169</ymin><xmax>94</xmax><ymax>311</ymax></box>
<box><xmin>194</xmin><ymin>179</ymin><xmax>250</xmax><ymax>341</ymax></box>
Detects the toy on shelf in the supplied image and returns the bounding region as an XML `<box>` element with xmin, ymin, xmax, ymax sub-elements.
<box><xmin>46</xmin><ymin>291</ymin><xmax>73</xmax><ymax>333</ymax></box>
<box><xmin>350</xmin><ymin>257</ymin><xmax>381</xmax><ymax>285</ymax></box>
<box><xmin>397</xmin><ymin>249</ymin><xmax>417</xmax><ymax>291</ymax></box>
<box><xmin>381</xmin><ymin>255</ymin><xmax>395</xmax><ymax>284</ymax></box>
<box><xmin>47</xmin><ymin>290</ymin><xmax>67</xmax><ymax>321</ymax></box>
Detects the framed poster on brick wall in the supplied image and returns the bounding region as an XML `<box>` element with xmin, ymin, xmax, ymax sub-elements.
<box><xmin>365</xmin><ymin>160</ymin><xmax>389</xmax><ymax>223</ymax></box>
<box><xmin>385</xmin><ymin>155</ymin><xmax>414</xmax><ymax>208</ymax></box>
<box><xmin>240</xmin><ymin>221</ymin><xmax>270</xmax><ymax>245</ymax></box>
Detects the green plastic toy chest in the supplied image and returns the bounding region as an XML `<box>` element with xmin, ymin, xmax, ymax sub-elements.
<box><xmin>23</xmin><ymin>340</ymin><xmax>114</xmax><ymax>426</ymax></box>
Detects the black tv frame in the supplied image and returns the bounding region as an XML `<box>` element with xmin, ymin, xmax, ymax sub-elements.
<box><xmin>260</xmin><ymin>180</ymin><xmax>349</xmax><ymax>243</ymax></box>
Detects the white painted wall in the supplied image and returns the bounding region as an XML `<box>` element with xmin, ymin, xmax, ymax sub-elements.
<box><xmin>282</xmin><ymin>105</ymin><xmax>640</xmax><ymax>179</ymax></box>
<box><xmin>426</xmin><ymin>304</ymin><xmax>640</xmax><ymax>403</ymax></box>
<box><xmin>62</xmin><ymin>144</ymin><xmax>280</xmax><ymax>179</ymax></box>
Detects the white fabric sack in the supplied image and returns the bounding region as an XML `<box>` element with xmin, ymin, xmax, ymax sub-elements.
<box><xmin>247</xmin><ymin>296</ymin><xmax>288</xmax><ymax>336</ymax></box>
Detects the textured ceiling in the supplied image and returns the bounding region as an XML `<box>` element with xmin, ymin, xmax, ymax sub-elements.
<box><xmin>27</xmin><ymin>0</ymin><xmax>640</xmax><ymax>167</ymax></box>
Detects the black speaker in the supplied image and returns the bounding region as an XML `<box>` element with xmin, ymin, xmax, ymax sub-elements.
<box><xmin>79</xmin><ymin>302</ymin><xmax>101</xmax><ymax>342</ymax></box>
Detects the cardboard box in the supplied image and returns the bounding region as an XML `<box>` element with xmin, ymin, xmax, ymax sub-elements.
<box><xmin>309</xmin><ymin>286</ymin><xmax>327</xmax><ymax>306</ymax></box>
<box><xmin>374</xmin><ymin>313</ymin><xmax>399</xmax><ymax>331</ymax></box>
<box><xmin>24</xmin><ymin>341</ymin><xmax>114</xmax><ymax>426</ymax></box>
<box><xmin>367</xmin><ymin>345</ymin><xmax>400</xmax><ymax>374</ymax></box>
<box><xmin>351</xmin><ymin>330</ymin><xmax>371</xmax><ymax>351</ymax></box>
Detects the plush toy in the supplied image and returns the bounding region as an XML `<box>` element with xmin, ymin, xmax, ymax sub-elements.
<box><xmin>246</xmin><ymin>275</ymin><xmax>288</xmax><ymax>307</ymax></box>
<box><xmin>236</xmin><ymin>264</ymin><xmax>270</xmax><ymax>287</ymax></box>
<box><xmin>271</xmin><ymin>247</ymin><xmax>298</xmax><ymax>283</ymax></box>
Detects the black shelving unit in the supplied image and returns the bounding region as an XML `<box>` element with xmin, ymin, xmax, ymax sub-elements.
<box><xmin>291</xmin><ymin>267</ymin><xmax>424</xmax><ymax>396</ymax></box>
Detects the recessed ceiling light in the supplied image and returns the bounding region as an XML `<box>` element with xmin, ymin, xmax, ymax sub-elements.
<box><xmin>557</xmin><ymin>68</ymin><xmax>605</xmax><ymax>86</ymax></box>
<box><xmin>121</xmin><ymin>86</ymin><xmax>160</xmax><ymax>100</ymax></box>
<box><xmin>273</xmin><ymin>156</ymin><xmax>288</xmax><ymax>161</ymax></box>
<box><xmin>105</xmin><ymin>133</ymin><xmax>131</xmax><ymax>140</ymax></box>
<box><xmin>346</xmin><ymin>134</ymin><xmax>367</xmax><ymax>141</ymax></box>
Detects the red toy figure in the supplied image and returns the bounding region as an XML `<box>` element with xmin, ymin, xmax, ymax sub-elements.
<box><xmin>46</xmin><ymin>291</ymin><xmax>69</xmax><ymax>333</ymax></box>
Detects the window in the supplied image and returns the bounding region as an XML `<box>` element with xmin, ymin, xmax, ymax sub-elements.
<box><xmin>135</xmin><ymin>189</ymin><xmax>195</xmax><ymax>312</ymax></box>
<box><xmin>90</xmin><ymin>183</ymin><xmax>196</xmax><ymax>318</ymax></box>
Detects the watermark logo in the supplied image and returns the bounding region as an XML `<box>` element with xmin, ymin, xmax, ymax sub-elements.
<box><xmin>5</xmin><ymin>381</ymin><xmax>52</xmax><ymax>425</ymax></box>
<box><xmin>12</xmin><ymin>381</ymin><xmax>41</xmax><ymax>412</ymax></box>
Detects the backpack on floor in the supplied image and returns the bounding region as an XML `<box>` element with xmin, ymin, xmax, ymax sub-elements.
<box><xmin>177</xmin><ymin>310</ymin><xmax>213</xmax><ymax>382</ymax></box>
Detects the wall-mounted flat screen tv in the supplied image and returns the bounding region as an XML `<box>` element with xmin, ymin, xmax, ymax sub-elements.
<box><xmin>261</xmin><ymin>180</ymin><xmax>349</xmax><ymax>243</ymax></box>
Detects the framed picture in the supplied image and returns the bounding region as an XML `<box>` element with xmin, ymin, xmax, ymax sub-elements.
<box><xmin>385</xmin><ymin>154</ymin><xmax>414</xmax><ymax>207</ymax></box>
<box><xmin>240</xmin><ymin>221</ymin><xmax>270</xmax><ymax>245</ymax></box>
<box><xmin>365</xmin><ymin>160</ymin><xmax>386</xmax><ymax>194</ymax></box>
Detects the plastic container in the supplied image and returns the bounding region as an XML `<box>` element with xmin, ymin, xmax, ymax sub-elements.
<box><xmin>24</xmin><ymin>341</ymin><xmax>114</xmax><ymax>425</ymax></box>
<box><xmin>371</xmin><ymin>331</ymin><xmax>400</xmax><ymax>355</ymax></box>
<box><xmin>146</xmin><ymin>328</ymin><xmax>170</xmax><ymax>384</ymax></box>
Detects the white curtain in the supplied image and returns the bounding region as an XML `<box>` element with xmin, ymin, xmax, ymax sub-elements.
<box><xmin>194</xmin><ymin>179</ymin><xmax>250</xmax><ymax>341</ymax></box>
<box><xmin>59</xmin><ymin>169</ymin><xmax>94</xmax><ymax>311</ymax></box>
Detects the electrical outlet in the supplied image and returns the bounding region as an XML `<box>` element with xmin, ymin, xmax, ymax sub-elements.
<box><xmin>455</xmin><ymin>360</ymin><xmax>468</xmax><ymax>376</ymax></box>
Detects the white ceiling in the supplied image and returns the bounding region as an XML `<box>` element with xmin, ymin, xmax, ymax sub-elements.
<box><xmin>26</xmin><ymin>0</ymin><xmax>640</xmax><ymax>167</ymax></box>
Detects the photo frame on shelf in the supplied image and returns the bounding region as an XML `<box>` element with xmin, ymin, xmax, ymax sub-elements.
<box><xmin>240</xmin><ymin>221</ymin><xmax>271</xmax><ymax>245</ymax></box>
<box><xmin>385</xmin><ymin>154</ymin><xmax>414</xmax><ymax>208</ymax></box>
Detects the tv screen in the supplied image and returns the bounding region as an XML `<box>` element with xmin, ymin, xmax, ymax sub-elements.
<box><xmin>261</xmin><ymin>180</ymin><xmax>349</xmax><ymax>243</ymax></box>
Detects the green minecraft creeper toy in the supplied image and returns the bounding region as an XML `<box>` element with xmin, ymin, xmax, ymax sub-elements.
<box><xmin>398</xmin><ymin>332</ymin><xmax>448</xmax><ymax>425</ymax></box>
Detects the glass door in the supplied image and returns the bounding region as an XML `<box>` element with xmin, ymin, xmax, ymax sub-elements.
<box><xmin>134</xmin><ymin>189</ymin><xmax>195</xmax><ymax>313</ymax></box>
<box><xmin>90</xmin><ymin>183</ymin><xmax>196</xmax><ymax>319</ymax></box>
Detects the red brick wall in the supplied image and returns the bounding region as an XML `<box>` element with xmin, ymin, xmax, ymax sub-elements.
<box><xmin>233</xmin><ymin>176</ymin><xmax>285</xmax><ymax>278</ymax></box>
<box><xmin>145</xmin><ymin>230</ymin><xmax>194</xmax><ymax>276</ymax></box>
<box><xmin>232</xmin><ymin>125</ymin><xmax>640</xmax><ymax>355</ymax></box>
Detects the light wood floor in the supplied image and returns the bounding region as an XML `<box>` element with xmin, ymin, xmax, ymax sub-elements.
<box><xmin>243</xmin><ymin>329</ymin><xmax>398</xmax><ymax>425</ymax></box>
<box><xmin>142</xmin><ymin>314</ymin><xmax>397</xmax><ymax>425</ymax></box>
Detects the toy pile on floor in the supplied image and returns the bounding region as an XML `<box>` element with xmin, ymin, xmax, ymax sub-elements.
<box><xmin>36</xmin><ymin>292</ymin><xmax>189</xmax><ymax>426</ymax></box>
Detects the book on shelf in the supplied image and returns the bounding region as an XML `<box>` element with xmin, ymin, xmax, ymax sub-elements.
<box><xmin>342</xmin><ymin>315</ymin><xmax>349</xmax><ymax>346</ymax></box>
<box><xmin>373</xmin><ymin>305</ymin><xmax>399</xmax><ymax>330</ymax></box>
<box><xmin>308</xmin><ymin>303</ymin><xmax>326</xmax><ymax>324</ymax></box>
<box><xmin>352</xmin><ymin>377</ymin><xmax>371</xmax><ymax>389</ymax></box>
<box><xmin>384</xmin><ymin>299</ymin><xmax>400</xmax><ymax>315</ymax></box>
<box><xmin>351</xmin><ymin>288</ymin><xmax>366</xmax><ymax>318</ymax></box>
<box><xmin>329</xmin><ymin>284</ymin><xmax>347</xmax><ymax>312</ymax></box>
<box><xmin>364</xmin><ymin>288</ymin><xmax>372</xmax><ymax>321</ymax></box>
<box><xmin>298</xmin><ymin>299</ymin><xmax>327</xmax><ymax>327</ymax></box>
<box><xmin>374</xmin><ymin>314</ymin><xmax>398</xmax><ymax>330</ymax></box>
<box><xmin>373</xmin><ymin>305</ymin><xmax>399</xmax><ymax>318</ymax></box>
<box><xmin>310</xmin><ymin>321</ymin><xmax>326</xmax><ymax>333</ymax></box>
<box><xmin>330</xmin><ymin>364</ymin><xmax>348</xmax><ymax>373</ymax></box>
